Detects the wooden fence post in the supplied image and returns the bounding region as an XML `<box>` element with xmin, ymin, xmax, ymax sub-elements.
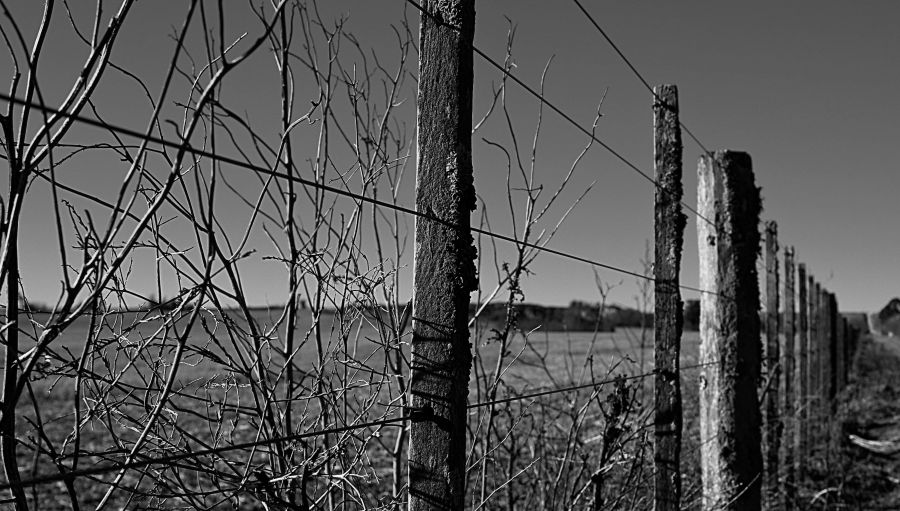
<box><xmin>653</xmin><ymin>84</ymin><xmax>686</xmax><ymax>511</ymax></box>
<box><xmin>815</xmin><ymin>283</ymin><xmax>825</xmax><ymax>446</ymax></box>
<box><xmin>827</xmin><ymin>293</ymin><xmax>838</xmax><ymax>404</ymax></box>
<box><xmin>782</xmin><ymin>247</ymin><xmax>796</xmax><ymax>507</ymax></box>
<box><xmin>818</xmin><ymin>285</ymin><xmax>827</xmax><ymax>449</ymax></box>
<box><xmin>827</xmin><ymin>293</ymin><xmax>839</xmax><ymax>463</ymax></box>
<box><xmin>809</xmin><ymin>278</ymin><xmax>820</xmax><ymax>446</ymax></box>
<box><xmin>822</xmin><ymin>291</ymin><xmax>829</xmax><ymax>424</ymax></box>
<box><xmin>836</xmin><ymin>308</ymin><xmax>845</xmax><ymax>392</ymax></box>
<box><xmin>698</xmin><ymin>151</ymin><xmax>762</xmax><ymax>510</ymax></box>
<box><xmin>409</xmin><ymin>1</ymin><xmax>477</xmax><ymax>509</ymax></box>
<box><xmin>846</xmin><ymin>319</ymin><xmax>855</xmax><ymax>380</ymax></box>
<box><xmin>842</xmin><ymin>317</ymin><xmax>850</xmax><ymax>386</ymax></box>
<box><xmin>796</xmin><ymin>263</ymin><xmax>808</xmax><ymax>479</ymax></box>
<box><xmin>763</xmin><ymin>221</ymin><xmax>781</xmax><ymax>510</ymax></box>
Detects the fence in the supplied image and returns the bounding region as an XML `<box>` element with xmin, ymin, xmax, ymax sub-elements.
<box><xmin>404</xmin><ymin>2</ymin><xmax>863</xmax><ymax>509</ymax></box>
<box><xmin>0</xmin><ymin>1</ymin><xmax>864</xmax><ymax>510</ymax></box>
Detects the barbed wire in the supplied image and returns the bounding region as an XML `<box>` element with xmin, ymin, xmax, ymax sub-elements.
<box><xmin>0</xmin><ymin>360</ymin><xmax>717</xmax><ymax>492</ymax></box>
<box><xmin>0</xmin><ymin>414</ymin><xmax>415</xmax><ymax>493</ymax></box>
<box><xmin>0</xmin><ymin>92</ymin><xmax>719</xmax><ymax>297</ymax></box>
<box><xmin>467</xmin><ymin>360</ymin><xmax>715</xmax><ymax>409</ymax></box>
<box><xmin>403</xmin><ymin>0</ymin><xmax>717</xmax><ymax>230</ymax></box>
<box><xmin>0</xmin><ymin>3</ymin><xmax>855</xmax><ymax>504</ymax></box>
<box><xmin>570</xmin><ymin>0</ymin><xmax>713</xmax><ymax>156</ymax></box>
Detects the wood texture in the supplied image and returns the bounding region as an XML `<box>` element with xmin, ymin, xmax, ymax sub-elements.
<box><xmin>814</xmin><ymin>282</ymin><xmax>823</xmax><ymax>444</ymax></box>
<box><xmin>697</xmin><ymin>151</ymin><xmax>762</xmax><ymax>511</ymax></box>
<box><xmin>782</xmin><ymin>247</ymin><xmax>796</xmax><ymax>508</ymax></box>
<box><xmin>841</xmin><ymin>317</ymin><xmax>850</xmax><ymax>389</ymax></box>
<box><xmin>652</xmin><ymin>84</ymin><xmax>686</xmax><ymax>511</ymax></box>
<box><xmin>762</xmin><ymin>221</ymin><xmax>781</xmax><ymax>511</ymax></box>
<box><xmin>829</xmin><ymin>293</ymin><xmax>840</xmax><ymax>462</ymax></box>
<box><xmin>409</xmin><ymin>2</ymin><xmax>477</xmax><ymax>509</ymax></box>
<box><xmin>796</xmin><ymin>263</ymin><xmax>808</xmax><ymax>479</ymax></box>
<box><xmin>835</xmin><ymin>306</ymin><xmax>844</xmax><ymax>393</ymax></box>
<box><xmin>827</xmin><ymin>293</ymin><xmax>838</xmax><ymax>404</ymax></box>
<box><xmin>810</xmin><ymin>278</ymin><xmax>820</xmax><ymax>445</ymax></box>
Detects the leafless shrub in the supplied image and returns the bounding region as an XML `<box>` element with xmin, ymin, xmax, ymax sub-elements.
<box><xmin>0</xmin><ymin>2</ymin><xmax>660</xmax><ymax>510</ymax></box>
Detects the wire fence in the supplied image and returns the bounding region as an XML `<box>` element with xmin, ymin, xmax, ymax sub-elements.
<box><xmin>0</xmin><ymin>91</ymin><xmax>718</xmax><ymax>297</ymax></box>
<box><xmin>403</xmin><ymin>0</ymin><xmax>717</xmax><ymax>230</ymax></box>
<box><xmin>0</xmin><ymin>1</ymin><xmax>860</xmax><ymax>509</ymax></box>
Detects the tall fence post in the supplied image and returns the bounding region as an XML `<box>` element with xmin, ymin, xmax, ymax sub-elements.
<box><xmin>782</xmin><ymin>247</ymin><xmax>796</xmax><ymax>507</ymax></box>
<box><xmin>653</xmin><ymin>84</ymin><xmax>686</xmax><ymax>511</ymax></box>
<box><xmin>796</xmin><ymin>263</ymin><xmax>808</xmax><ymax>480</ymax></box>
<box><xmin>409</xmin><ymin>1</ymin><xmax>477</xmax><ymax>509</ymax></box>
<box><xmin>763</xmin><ymin>221</ymin><xmax>781</xmax><ymax>510</ymax></box>
<box><xmin>698</xmin><ymin>151</ymin><xmax>762</xmax><ymax>510</ymax></box>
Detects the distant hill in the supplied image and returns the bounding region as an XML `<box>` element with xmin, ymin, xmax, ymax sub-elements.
<box><xmin>870</xmin><ymin>298</ymin><xmax>900</xmax><ymax>337</ymax></box>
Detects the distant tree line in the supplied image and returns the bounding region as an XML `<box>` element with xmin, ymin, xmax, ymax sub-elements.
<box><xmin>470</xmin><ymin>301</ymin><xmax>648</xmax><ymax>332</ymax></box>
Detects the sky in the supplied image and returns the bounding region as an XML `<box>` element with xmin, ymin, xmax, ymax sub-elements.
<box><xmin>4</xmin><ymin>1</ymin><xmax>899</xmax><ymax>313</ymax></box>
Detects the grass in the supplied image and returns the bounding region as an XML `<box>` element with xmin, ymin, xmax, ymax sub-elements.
<box><xmin>14</xmin><ymin>307</ymin><xmax>702</xmax><ymax>509</ymax></box>
<box><xmin>800</xmin><ymin>333</ymin><xmax>900</xmax><ymax>509</ymax></box>
<box><xmin>22</xmin><ymin>309</ymin><xmax>896</xmax><ymax>509</ymax></box>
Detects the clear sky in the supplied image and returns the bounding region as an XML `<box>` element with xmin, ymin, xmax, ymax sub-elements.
<box><xmin>6</xmin><ymin>1</ymin><xmax>899</xmax><ymax>313</ymax></box>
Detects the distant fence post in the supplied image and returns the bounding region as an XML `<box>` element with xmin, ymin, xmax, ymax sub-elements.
<box><xmin>827</xmin><ymin>293</ymin><xmax>838</xmax><ymax>404</ymax></box>
<box><xmin>762</xmin><ymin>221</ymin><xmax>781</xmax><ymax>510</ymax></box>
<box><xmin>827</xmin><ymin>292</ymin><xmax>839</xmax><ymax>462</ymax></box>
<box><xmin>782</xmin><ymin>247</ymin><xmax>796</xmax><ymax>507</ymax></box>
<box><xmin>842</xmin><ymin>317</ymin><xmax>850</xmax><ymax>387</ymax></box>
<box><xmin>698</xmin><ymin>151</ymin><xmax>762</xmax><ymax>510</ymax></box>
<box><xmin>653</xmin><ymin>84</ymin><xmax>686</xmax><ymax>511</ymax></box>
<box><xmin>796</xmin><ymin>263</ymin><xmax>809</xmax><ymax>479</ymax></box>
<box><xmin>815</xmin><ymin>283</ymin><xmax>825</xmax><ymax>447</ymax></box>
<box><xmin>836</xmin><ymin>309</ymin><xmax>845</xmax><ymax>392</ymax></box>
<box><xmin>809</xmin><ymin>278</ymin><xmax>820</xmax><ymax>447</ymax></box>
<box><xmin>409</xmin><ymin>1</ymin><xmax>477</xmax><ymax>509</ymax></box>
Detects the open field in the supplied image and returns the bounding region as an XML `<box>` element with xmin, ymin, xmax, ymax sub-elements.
<box><xmin>19</xmin><ymin>309</ymin><xmax>699</xmax><ymax>391</ymax></box>
<box><xmin>24</xmin><ymin>307</ymin><xmax>885</xmax><ymax>510</ymax></box>
<box><xmin>14</xmin><ymin>306</ymin><xmax>705</xmax><ymax>509</ymax></box>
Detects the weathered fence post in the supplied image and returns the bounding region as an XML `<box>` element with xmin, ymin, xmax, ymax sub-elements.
<box><xmin>815</xmin><ymin>283</ymin><xmax>825</xmax><ymax>447</ymax></box>
<box><xmin>821</xmin><ymin>291</ymin><xmax>829</xmax><ymax>425</ymax></box>
<box><xmin>698</xmin><ymin>151</ymin><xmax>762</xmax><ymax>510</ymax></box>
<box><xmin>809</xmin><ymin>278</ymin><xmax>820</xmax><ymax>447</ymax></box>
<box><xmin>827</xmin><ymin>293</ymin><xmax>839</xmax><ymax>463</ymax></box>
<box><xmin>796</xmin><ymin>263</ymin><xmax>808</xmax><ymax>479</ymax></box>
<box><xmin>836</xmin><ymin>308</ymin><xmax>845</xmax><ymax>392</ymax></box>
<box><xmin>842</xmin><ymin>317</ymin><xmax>850</xmax><ymax>387</ymax></box>
<box><xmin>762</xmin><ymin>221</ymin><xmax>781</xmax><ymax>510</ymax></box>
<box><xmin>782</xmin><ymin>247</ymin><xmax>796</xmax><ymax>507</ymax></box>
<box><xmin>653</xmin><ymin>84</ymin><xmax>686</xmax><ymax>511</ymax></box>
<box><xmin>409</xmin><ymin>1</ymin><xmax>477</xmax><ymax>509</ymax></box>
<box><xmin>827</xmin><ymin>293</ymin><xmax>838</xmax><ymax>404</ymax></box>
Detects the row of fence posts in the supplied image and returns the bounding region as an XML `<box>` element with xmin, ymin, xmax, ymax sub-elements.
<box><xmin>405</xmin><ymin>2</ymin><xmax>860</xmax><ymax>509</ymax></box>
<box><xmin>654</xmin><ymin>87</ymin><xmax>861</xmax><ymax>510</ymax></box>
